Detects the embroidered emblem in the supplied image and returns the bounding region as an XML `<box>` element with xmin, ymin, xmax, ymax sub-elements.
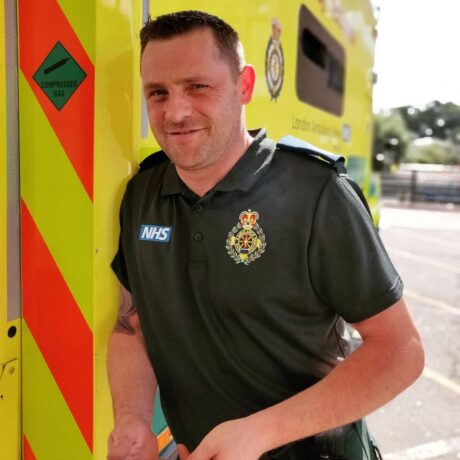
<box><xmin>139</xmin><ymin>224</ymin><xmax>172</xmax><ymax>243</ymax></box>
<box><xmin>226</xmin><ymin>210</ymin><xmax>266</xmax><ymax>265</ymax></box>
<box><xmin>265</xmin><ymin>18</ymin><xmax>284</xmax><ymax>101</ymax></box>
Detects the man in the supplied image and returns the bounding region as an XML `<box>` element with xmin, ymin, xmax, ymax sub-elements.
<box><xmin>107</xmin><ymin>10</ymin><xmax>424</xmax><ymax>460</ymax></box>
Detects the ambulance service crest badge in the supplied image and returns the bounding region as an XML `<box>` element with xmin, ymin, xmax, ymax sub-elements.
<box><xmin>226</xmin><ymin>209</ymin><xmax>266</xmax><ymax>265</ymax></box>
<box><xmin>265</xmin><ymin>18</ymin><xmax>284</xmax><ymax>101</ymax></box>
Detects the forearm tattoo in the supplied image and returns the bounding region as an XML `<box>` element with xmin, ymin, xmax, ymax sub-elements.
<box><xmin>114</xmin><ymin>287</ymin><xmax>137</xmax><ymax>335</ymax></box>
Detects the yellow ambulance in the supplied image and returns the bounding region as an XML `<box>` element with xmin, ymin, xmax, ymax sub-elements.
<box><xmin>1</xmin><ymin>1</ymin><xmax>377</xmax><ymax>458</ymax></box>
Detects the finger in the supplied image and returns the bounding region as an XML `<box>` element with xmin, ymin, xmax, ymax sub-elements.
<box><xmin>107</xmin><ymin>436</ymin><xmax>132</xmax><ymax>460</ymax></box>
<box><xmin>177</xmin><ymin>443</ymin><xmax>191</xmax><ymax>459</ymax></box>
<box><xmin>187</xmin><ymin>443</ymin><xmax>215</xmax><ymax>460</ymax></box>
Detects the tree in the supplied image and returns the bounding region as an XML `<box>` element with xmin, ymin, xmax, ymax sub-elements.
<box><xmin>396</xmin><ymin>101</ymin><xmax>460</xmax><ymax>143</ymax></box>
<box><xmin>374</xmin><ymin>101</ymin><xmax>460</xmax><ymax>166</ymax></box>
<box><xmin>406</xmin><ymin>140</ymin><xmax>460</xmax><ymax>165</ymax></box>
<box><xmin>373</xmin><ymin>111</ymin><xmax>410</xmax><ymax>170</ymax></box>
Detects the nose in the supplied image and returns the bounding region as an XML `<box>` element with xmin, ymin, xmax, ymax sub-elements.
<box><xmin>164</xmin><ymin>93</ymin><xmax>192</xmax><ymax>123</ymax></box>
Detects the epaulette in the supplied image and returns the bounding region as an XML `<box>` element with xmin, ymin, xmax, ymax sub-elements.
<box><xmin>138</xmin><ymin>151</ymin><xmax>169</xmax><ymax>173</ymax></box>
<box><xmin>277</xmin><ymin>135</ymin><xmax>373</xmax><ymax>219</ymax></box>
<box><xmin>277</xmin><ymin>135</ymin><xmax>347</xmax><ymax>175</ymax></box>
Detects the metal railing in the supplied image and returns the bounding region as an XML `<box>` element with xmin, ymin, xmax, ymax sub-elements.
<box><xmin>381</xmin><ymin>164</ymin><xmax>460</xmax><ymax>203</ymax></box>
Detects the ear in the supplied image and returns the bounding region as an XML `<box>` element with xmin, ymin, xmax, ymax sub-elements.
<box><xmin>240</xmin><ymin>65</ymin><xmax>256</xmax><ymax>105</ymax></box>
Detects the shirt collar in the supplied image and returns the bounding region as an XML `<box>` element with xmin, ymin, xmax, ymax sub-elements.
<box><xmin>161</xmin><ymin>128</ymin><xmax>276</xmax><ymax>197</ymax></box>
<box><xmin>161</xmin><ymin>162</ymin><xmax>182</xmax><ymax>196</ymax></box>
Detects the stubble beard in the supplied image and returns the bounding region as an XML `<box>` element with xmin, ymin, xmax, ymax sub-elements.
<box><xmin>160</xmin><ymin>117</ymin><xmax>242</xmax><ymax>172</ymax></box>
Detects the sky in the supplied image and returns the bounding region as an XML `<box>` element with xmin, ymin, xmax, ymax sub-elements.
<box><xmin>372</xmin><ymin>0</ymin><xmax>460</xmax><ymax>112</ymax></box>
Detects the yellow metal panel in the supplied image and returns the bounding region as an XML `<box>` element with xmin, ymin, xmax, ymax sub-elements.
<box><xmin>0</xmin><ymin>319</ymin><xmax>20</xmax><ymax>375</ymax></box>
<box><xmin>93</xmin><ymin>1</ymin><xmax>142</xmax><ymax>457</ymax></box>
<box><xmin>23</xmin><ymin>323</ymin><xmax>92</xmax><ymax>460</ymax></box>
<box><xmin>0</xmin><ymin>359</ymin><xmax>20</xmax><ymax>459</ymax></box>
<box><xmin>57</xmin><ymin>0</ymin><xmax>96</xmax><ymax>61</ymax></box>
<box><xmin>19</xmin><ymin>73</ymin><xmax>93</xmax><ymax>328</ymax></box>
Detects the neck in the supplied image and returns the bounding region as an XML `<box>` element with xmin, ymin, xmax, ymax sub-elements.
<box><xmin>176</xmin><ymin>129</ymin><xmax>253</xmax><ymax>197</ymax></box>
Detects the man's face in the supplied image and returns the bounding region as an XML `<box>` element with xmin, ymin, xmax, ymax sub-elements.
<box><xmin>141</xmin><ymin>29</ymin><xmax>251</xmax><ymax>172</ymax></box>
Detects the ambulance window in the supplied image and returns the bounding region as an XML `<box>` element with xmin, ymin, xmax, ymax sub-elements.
<box><xmin>296</xmin><ymin>4</ymin><xmax>345</xmax><ymax>116</ymax></box>
<box><xmin>301</xmin><ymin>29</ymin><xmax>326</xmax><ymax>68</ymax></box>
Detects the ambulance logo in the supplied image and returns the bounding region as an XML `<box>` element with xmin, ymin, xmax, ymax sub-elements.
<box><xmin>140</xmin><ymin>225</ymin><xmax>172</xmax><ymax>243</ymax></box>
<box><xmin>226</xmin><ymin>210</ymin><xmax>266</xmax><ymax>265</ymax></box>
<box><xmin>265</xmin><ymin>18</ymin><xmax>284</xmax><ymax>101</ymax></box>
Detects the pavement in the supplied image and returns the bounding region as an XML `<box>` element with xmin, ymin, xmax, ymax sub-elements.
<box><xmin>366</xmin><ymin>198</ymin><xmax>460</xmax><ymax>460</ymax></box>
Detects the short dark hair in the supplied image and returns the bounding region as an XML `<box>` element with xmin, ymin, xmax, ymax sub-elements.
<box><xmin>140</xmin><ymin>10</ymin><xmax>244</xmax><ymax>76</ymax></box>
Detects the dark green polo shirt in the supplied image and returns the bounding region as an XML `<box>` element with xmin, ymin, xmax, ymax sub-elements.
<box><xmin>112</xmin><ymin>130</ymin><xmax>403</xmax><ymax>450</ymax></box>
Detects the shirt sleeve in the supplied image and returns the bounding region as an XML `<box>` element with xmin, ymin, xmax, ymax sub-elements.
<box><xmin>111</xmin><ymin>188</ymin><xmax>132</xmax><ymax>292</ymax></box>
<box><xmin>308</xmin><ymin>174</ymin><xmax>403</xmax><ymax>323</ymax></box>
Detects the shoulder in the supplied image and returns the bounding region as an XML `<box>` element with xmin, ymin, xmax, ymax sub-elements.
<box><xmin>274</xmin><ymin>135</ymin><xmax>372</xmax><ymax>218</ymax></box>
<box><xmin>122</xmin><ymin>151</ymin><xmax>169</xmax><ymax>203</ymax></box>
<box><xmin>276</xmin><ymin>135</ymin><xmax>346</xmax><ymax>175</ymax></box>
<box><xmin>138</xmin><ymin>150</ymin><xmax>169</xmax><ymax>172</ymax></box>
<box><xmin>128</xmin><ymin>150</ymin><xmax>169</xmax><ymax>186</ymax></box>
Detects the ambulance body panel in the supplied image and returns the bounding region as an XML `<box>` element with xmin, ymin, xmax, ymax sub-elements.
<box><xmin>0</xmin><ymin>1</ymin><xmax>376</xmax><ymax>458</ymax></box>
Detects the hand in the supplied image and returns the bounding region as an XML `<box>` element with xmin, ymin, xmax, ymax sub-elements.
<box><xmin>177</xmin><ymin>444</ymin><xmax>191</xmax><ymax>459</ymax></box>
<box><xmin>183</xmin><ymin>417</ymin><xmax>266</xmax><ymax>460</ymax></box>
<box><xmin>107</xmin><ymin>414</ymin><xmax>159</xmax><ymax>460</ymax></box>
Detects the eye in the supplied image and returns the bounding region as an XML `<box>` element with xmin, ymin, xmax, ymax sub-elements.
<box><xmin>190</xmin><ymin>83</ymin><xmax>209</xmax><ymax>91</ymax></box>
<box><xmin>147</xmin><ymin>89</ymin><xmax>167</xmax><ymax>100</ymax></box>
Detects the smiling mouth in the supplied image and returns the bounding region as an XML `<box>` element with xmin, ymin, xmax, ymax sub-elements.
<box><xmin>169</xmin><ymin>128</ymin><xmax>202</xmax><ymax>135</ymax></box>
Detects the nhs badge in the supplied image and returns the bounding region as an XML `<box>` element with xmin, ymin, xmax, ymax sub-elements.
<box><xmin>139</xmin><ymin>225</ymin><xmax>172</xmax><ymax>243</ymax></box>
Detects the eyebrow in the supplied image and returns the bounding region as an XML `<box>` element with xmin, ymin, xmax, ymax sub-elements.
<box><xmin>143</xmin><ymin>76</ymin><xmax>213</xmax><ymax>90</ymax></box>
